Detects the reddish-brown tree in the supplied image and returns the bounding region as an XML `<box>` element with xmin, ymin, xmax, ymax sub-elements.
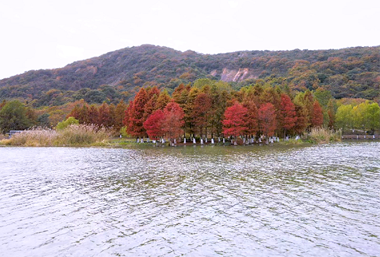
<box><xmin>293</xmin><ymin>103</ymin><xmax>308</xmax><ymax>134</ymax></box>
<box><xmin>191</xmin><ymin>92</ymin><xmax>212</xmax><ymax>138</ymax></box>
<box><xmin>129</xmin><ymin>88</ymin><xmax>149</xmax><ymax>137</ymax></box>
<box><xmin>98</xmin><ymin>102</ymin><xmax>110</xmax><ymax>127</ymax></box>
<box><xmin>123</xmin><ymin>101</ymin><xmax>134</xmax><ymax>133</ymax></box>
<box><xmin>243</xmin><ymin>99</ymin><xmax>258</xmax><ymax>136</ymax></box>
<box><xmin>258</xmin><ymin>103</ymin><xmax>277</xmax><ymax>138</ymax></box>
<box><xmin>312</xmin><ymin>101</ymin><xmax>324</xmax><ymax>127</ymax></box>
<box><xmin>88</xmin><ymin>104</ymin><xmax>99</xmax><ymax>125</ymax></box>
<box><xmin>66</xmin><ymin>105</ymin><xmax>81</xmax><ymax>121</ymax></box>
<box><xmin>279</xmin><ymin>94</ymin><xmax>297</xmax><ymax>137</ymax></box>
<box><xmin>162</xmin><ymin>100</ymin><xmax>185</xmax><ymax>141</ymax></box>
<box><xmin>222</xmin><ymin>102</ymin><xmax>248</xmax><ymax>138</ymax></box>
<box><xmin>143</xmin><ymin>109</ymin><xmax>165</xmax><ymax>140</ymax></box>
<box><xmin>143</xmin><ymin>94</ymin><xmax>158</xmax><ymax>121</ymax></box>
<box><xmin>115</xmin><ymin>100</ymin><xmax>127</xmax><ymax>131</ymax></box>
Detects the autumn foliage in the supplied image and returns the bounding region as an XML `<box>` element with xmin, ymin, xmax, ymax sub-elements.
<box><xmin>258</xmin><ymin>103</ymin><xmax>277</xmax><ymax>138</ymax></box>
<box><xmin>143</xmin><ymin>110</ymin><xmax>165</xmax><ymax>140</ymax></box>
<box><xmin>222</xmin><ymin>102</ymin><xmax>248</xmax><ymax>138</ymax></box>
<box><xmin>63</xmin><ymin>81</ymin><xmax>347</xmax><ymax>143</ymax></box>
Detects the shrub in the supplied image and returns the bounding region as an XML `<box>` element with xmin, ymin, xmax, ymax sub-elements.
<box><xmin>56</xmin><ymin>117</ymin><xmax>79</xmax><ymax>130</ymax></box>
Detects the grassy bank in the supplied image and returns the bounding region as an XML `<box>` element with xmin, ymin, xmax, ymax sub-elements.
<box><xmin>0</xmin><ymin>125</ymin><xmax>112</xmax><ymax>147</ymax></box>
<box><xmin>0</xmin><ymin>127</ymin><xmax>343</xmax><ymax>148</ymax></box>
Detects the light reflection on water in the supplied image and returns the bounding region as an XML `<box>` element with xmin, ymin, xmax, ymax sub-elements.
<box><xmin>0</xmin><ymin>142</ymin><xmax>379</xmax><ymax>256</ymax></box>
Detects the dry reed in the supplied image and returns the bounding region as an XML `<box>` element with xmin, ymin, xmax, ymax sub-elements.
<box><xmin>2</xmin><ymin>124</ymin><xmax>112</xmax><ymax>147</ymax></box>
<box><xmin>308</xmin><ymin>127</ymin><xmax>342</xmax><ymax>144</ymax></box>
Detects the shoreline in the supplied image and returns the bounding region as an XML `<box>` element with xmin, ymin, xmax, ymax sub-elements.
<box><xmin>2</xmin><ymin>138</ymin><xmax>379</xmax><ymax>148</ymax></box>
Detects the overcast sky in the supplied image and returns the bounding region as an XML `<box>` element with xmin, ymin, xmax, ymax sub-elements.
<box><xmin>0</xmin><ymin>0</ymin><xmax>379</xmax><ymax>80</ymax></box>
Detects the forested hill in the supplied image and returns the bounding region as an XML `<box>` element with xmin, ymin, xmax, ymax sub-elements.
<box><xmin>0</xmin><ymin>44</ymin><xmax>379</xmax><ymax>106</ymax></box>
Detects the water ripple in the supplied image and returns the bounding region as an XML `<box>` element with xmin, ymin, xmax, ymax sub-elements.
<box><xmin>0</xmin><ymin>142</ymin><xmax>379</xmax><ymax>256</ymax></box>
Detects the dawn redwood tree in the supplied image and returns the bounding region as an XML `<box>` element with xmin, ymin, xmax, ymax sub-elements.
<box><xmin>146</xmin><ymin>86</ymin><xmax>160</xmax><ymax>99</ymax></box>
<box><xmin>172</xmin><ymin>83</ymin><xmax>187</xmax><ymax>107</ymax></box>
<box><xmin>303</xmin><ymin>90</ymin><xmax>315</xmax><ymax>129</ymax></box>
<box><xmin>191</xmin><ymin>92</ymin><xmax>212</xmax><ymax>138</ymax></box>
<box><xmin>279</xmin><ymin>94</ymin><xmax>297</xmax><ymax>138</ymax></box>
<box><xmin>161</xmin><ymin>100</ymin><xmax>185</xmax><ymax>141</ymax></box>
<box><xmin>311</xmin><ymin>101</ymin><xmax>324</xmax><ymax>127</ymax></box>
<box><xmin>143</xmin><ymin>109</ymin><xmax>165</xmax><ymax>140</ymax></box>
<box><xmin>98</xmin><ymin>102</ymin><xmax>110</xmax><ymax>127</ymax></box>
<box><xmin>115</xmin><ymin>100</ymin><xmax>127</xmax><ymax>131</ymax></box>
<box><xmin>183</xmin><ymin>87</ymin><xmax>200</xmax><ymax>137</ymax></box>
<box><xmin>108</xmin><ymin>104</ymin><xmax>116</xmax><ymax>128</ymax></box>
<box><xmin>258</xmin><ymin>103</ymin><xmax>277</xmax><ymax>141</ymax></box>
<box><xmin>66</xmin><ymin>105</ymin><xmax>81</xmax><ymax>121</ymax></box>
<box><xmin>172</xmin><ymin>83</ymin><xmax>191</xmax><ymax>136</ymax></box>
<box><xmin>210</xmin><ymin>87</ymin><xmax>230</xmax><ymax>138</ymax></box>
<box><xmin>155</xmin><ymin>90</ymin><xmax>171</xmax><ymax>110</ymax></box>
<box><xmin>123</xmin><ymin>101</ymin><xmax>133</xmax><ymax>132</ymax></box>
<box><xmin>327</xmin><ymin>99</ymin><xmax>336</xmax><ymax>129</ymax></box>
<box><xmin>88</xmin><ymin>104</ymin><xmax>99</xmax><ymax>125</ymax></box>
<box><xmin>129</xmin><ymin>88</ymin><xmax>149</xmax><ymax>138</ymax></box>
<box><xmin>243</xmin><ymin>99</ymin><xmax>258</xmax><ymax>138</ymax></box>
<box><xmin>222</xmin><ymin>102</ymin><xmax>248</xmax><ymax>139</ymax></box>
<box><xmin>143</xmin><ymin>94</ymin><xmax>158</xmax><ymax>121</ymax></box>
<box><xmin>81</xmin><ymin>104</ymin><xmax>91</xmax><ymax>124</ymax></box>
<box><xmin>293</xmin><ymin>103</ymin><xmax>308</xmax><ymax>135</ymax></box>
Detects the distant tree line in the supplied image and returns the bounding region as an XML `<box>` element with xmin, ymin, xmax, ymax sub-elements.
<box><xmin>1</xmin><ymin>79</ymin><xmax>379</xmax><ymax>138</ymax></box>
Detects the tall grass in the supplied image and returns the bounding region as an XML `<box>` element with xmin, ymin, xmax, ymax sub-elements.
<box><xmin>1</xmin><ymin>124</ymin><xmax>112</xmax><ymax>147</ymax></box>
<box><xmin>308</xmin><ymin>127</ymin><xmax>342</xmax><ymax>144</ymax></box>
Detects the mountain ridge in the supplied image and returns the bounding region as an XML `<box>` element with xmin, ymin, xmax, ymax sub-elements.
<box><xmin>0</xmin><ymin>44</ymin><xmax>379</xmax><ymax>105</ymax></box>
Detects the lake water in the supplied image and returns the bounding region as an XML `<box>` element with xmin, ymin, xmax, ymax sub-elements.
<box><xmin>0</xmin><ymin>142</ymin><xmax>379</xmax><ymax>256</ymax></box>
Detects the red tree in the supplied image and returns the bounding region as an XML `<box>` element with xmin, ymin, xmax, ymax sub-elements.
<box><xmin>143</xmin><ymin>109</ymin><xmax>165</xmax><ymax>140</ymax></box>
<box><xmin>222</xmin><ymin>102</ymin><xmax>248</xmax><ymax>138</ymax></box>
<box><xmin>312</xmin><ymin>101</ymin><xmax>324</xmax><ymax>127</ymax></box>
<box><xmin>162</xmin><ymin>100</ymin><xmax>185</xmax><ymax>141</ymax></box>
<box><xmin>280</xmin><ymin>94</ymin><xmax>297</xmax><ymax>137</ymax></box>
<box><xmin>258</xmin><ymin>103</ymin><xmax>277</xmax><ymax>138</ymax></box>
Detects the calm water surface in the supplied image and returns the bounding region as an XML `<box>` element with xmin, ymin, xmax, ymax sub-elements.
<box><xmin>0</xmin><ymin>142</ymin><xmax>379</xmax><ymax>256</ymax></box>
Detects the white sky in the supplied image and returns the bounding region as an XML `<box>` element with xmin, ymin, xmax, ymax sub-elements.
<box><xmin>0</xmin><ymin>0</ymin><xmax>379</xmax><ymax>80</ymax></box>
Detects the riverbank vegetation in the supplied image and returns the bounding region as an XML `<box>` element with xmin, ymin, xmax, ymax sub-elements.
<box><xmin>1</xmin><ymin>79</ymin><xmax>379</xmax><ymax>146</ymax></box>
<box><xmin>1</xmin><ymin>124</ymin><xmax>111</xmax><ymax>147</ymax></box>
